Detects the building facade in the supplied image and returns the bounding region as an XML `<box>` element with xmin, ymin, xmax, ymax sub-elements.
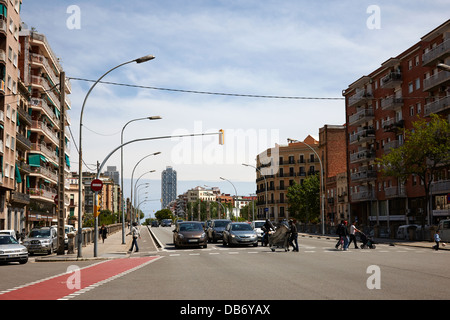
<box><xmin>256</xmin><ymin>136</ymin><xmax>320</xmax><ymax>221</ymax></box>
<box><xmin>343</xmin><ymin>19</ymin><xmax>450</xmax><ymax>231</ymax></box>
<box><xmin>161</xmin><ymin>166</ymin><xmax>177</xmax><ymax>209</ymax></box>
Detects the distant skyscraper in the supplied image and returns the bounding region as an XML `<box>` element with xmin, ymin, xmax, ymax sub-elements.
<box><xmin>161</xmin><ymin>166</ymin><xmax>177</xmax><ymax>209</ymax></box>
<box><xmin>104</xmin><ymin>166</ymin><xmax>119</xmax><ymax>185</ymax></box>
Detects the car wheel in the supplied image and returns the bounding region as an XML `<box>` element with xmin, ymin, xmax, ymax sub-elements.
<box><xmin>203</xmin><ymin>243</ymin><xmax>207</xmax><ymax>249</ymax></box>
<box><xmin>19</xmin><ymin>258</ymin><xmax>28</xmax><ymax>264</ymax></box>
<box><xmin>253</xmin><ymin>242</ymin><xmax>258</xmax><ymax>247</ymax></box>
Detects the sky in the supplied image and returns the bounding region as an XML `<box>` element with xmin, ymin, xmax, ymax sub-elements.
<box><xmin>19</xmin><ymin>1</ymin><xmax>449</xmax><ymax>218</ymax></box>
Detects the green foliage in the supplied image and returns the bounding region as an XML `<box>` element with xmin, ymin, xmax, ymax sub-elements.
<box><xmin>287</xmin><ymin>174</ymin><xmax>320</xmax><ymax>223</ymax></box>
<box><xmin>155</xmin><ymin>208</ymin><xmax>174</xmax><ymax>221</ymax></box>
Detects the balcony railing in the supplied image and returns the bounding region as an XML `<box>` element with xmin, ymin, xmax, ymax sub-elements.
<box><xmin>349</xmin><ymin>127</ymin><xmax>375</xmax><ymax>145</ymax></box>
<box><xmin>422</xmin><ymin>39</ymin><xmax>450</xmax><ymax>66</ymax></box>
<box><xmin>381</xmin><ymin>95</ymin><xmax>403</xmax><ymax>111</ymax></box>
<box><xmin>384</xmin><ymin>186</ymin><xmax>406</xmax><ymax>198</ymax></box>
<box><xmin>348</xmin><ymin>108</ymin><xmax>374</xmax><ymax>126</ymax></box>
<box><xmin>381</xmin><ymin>72</ymin><xmax>402</xmax><ymax>89</ymax></box>
<box><xmin>424</xmin><ymin>95</ymin><xmax>450</xmax><ymax>116</ymax></box>
<box><xmin>348</xmin><ymin>90</ymin><xmax>373</xmax><ymax>107</ymax></box>
<box><xmin>350</xmin><ymin>149</ymin><xmax>375</xmax><ymax>163</ymax></box>
<box><xmin>423</xmin><ymin>71</ymin><xmax>450</xmax><ymax>91</ymax></box>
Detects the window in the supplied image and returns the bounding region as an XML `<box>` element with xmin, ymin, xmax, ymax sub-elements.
<box><xmin>410</xmin><ymin>106</ymin><xmax>415</xmax><ymax>116</ymax></box>
<box><xmin>415</xmin><ymin>56</ymin><xmax>420</xmax><ymax>66</ymax></box>
<box><xmin>416</xmin><ymin>103</ymin><xmax>421</xmax><ymax>114</ymax></box>
<box><xmin>408</xmin><ymin>82</ymin><xmax>413</xmax><ymax>93</ymax></box>
<box><xmin>408</xmin><ymin>60</ymin><xmax>412</xmax><ymax>70</ymax></box>
<box><xmin>415</xmin><ymin>78</ymin><xmax>421</xmax><ymax>90</ymax></box>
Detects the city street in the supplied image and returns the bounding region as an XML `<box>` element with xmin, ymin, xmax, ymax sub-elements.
<box><xmin>1</xmin><ymin>226</ymin><xmax>449</xmax><ymax>304</ymax></box>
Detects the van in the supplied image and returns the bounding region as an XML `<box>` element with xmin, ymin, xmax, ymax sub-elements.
<box><xmin>396</xmin><ymin>224</ymin><xmax>420</xmax><ymax>240</ymax></box>
<box><xmin>438</xmin><ymin>219</ymin><xmax>450</xmax><ymax>242</ymax></box>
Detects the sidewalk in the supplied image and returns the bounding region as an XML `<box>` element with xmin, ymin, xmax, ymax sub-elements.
<box><xmin>35</xmin><ymin>228</ymin><xmax>133</xmax><ymax>262</ymax></box>
<box><xmin>298</xmin><ymin>232</ymin><xmax>449</xmax><ymax>251</ymax></box>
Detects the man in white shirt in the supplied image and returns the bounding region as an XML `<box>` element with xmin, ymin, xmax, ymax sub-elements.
<box><xmin>349</xmin><ymin>221</ymin><xmax>361</xmax><ymax>249</ymax></box>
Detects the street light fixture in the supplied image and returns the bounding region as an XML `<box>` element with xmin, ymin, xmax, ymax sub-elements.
<box><xmin>242</xmin><ymin>163</ymin><xmax>268</xmax><ymax>219</ymax></box>
<box><xmin>287</xmin><ymin>138</ymin><xmax>325</xmax><ymax>235</ymax></box>
<box><xmin>77</xmin><ymin>54</ymin><xmax>155</xmax><ymax>258</ymax></box>
<box><xmin>437</xmin><ymin>63</ymin><xmax>450</xmax><ymax>72</ymax></box>
<box><xmin>121</xmin><ymin>116</ymin><xmax>162</xmax><ymax>243</ymax></box>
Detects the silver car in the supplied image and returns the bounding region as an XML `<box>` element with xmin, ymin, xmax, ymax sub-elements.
<box><xmin>223</xmin><ymin>222</ymin><xmax>258</xmax><ymax>247</ymax></box>
<box><xmin>0</xmin><ymin>234</ymin><xmax>28</xmax><ymax>264</ymax></box>
<box><xmin>23</xmin><ymin>227</ymin><xmax>58</xmax><ymax>255</ymax></box>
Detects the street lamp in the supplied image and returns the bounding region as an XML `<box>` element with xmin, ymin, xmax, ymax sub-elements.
<box><xmin>77</xmin><ymin>54</ymin><xmax>155</xmax><ymax>258</ymax></box>
<box><xmin>287</xmin><ymin>138</ymin><xmax>325</xmax><ymax>235</ymax></box>
<box><xmin>220</xmin><ymin>177</ymin><xmax>238</xmax><ymax>221</ymax></box>
<box><xmin>242</xmin><ymin>163</ymin><xmax>268</xmax><ymax>219</ymax></box>
<box><xmin>120</xmin><ymin>116</ymin><xmax>161</xmax><ymax>243</ymax></box>
<box><xmin>437</xmin><ymin>63</ymin><xmax>450</xmax><ymax>72</ymax></box>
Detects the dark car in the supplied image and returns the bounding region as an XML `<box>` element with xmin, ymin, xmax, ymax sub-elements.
<box><xmin>161</xmin><ymin>219</ymin><xmax>172</xmax><ymax>227</ymax></box>
<box><xmin>151</xmin><ymin>220</ymin><xmax>159</xmax><ymax>227</ymax></box>
<box><xmin>207</xmin><ymin>219</ymin><xmax>231</xmax><ymax>243</ymax></box>
<box><xmin>173</xmin><ymin>221</ymin><xmax>207</xmax><ymax>249</ymax></box>
<box><xmin>223</xmin><ymin>222</ymin><xmax>258</xmax><ymax>247</ymax></box>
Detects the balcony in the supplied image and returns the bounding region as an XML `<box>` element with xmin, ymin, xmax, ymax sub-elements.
<box><xmin>348</xmin><ymin>108</ymin><xmax>374</xmax><ymax>126</ymax></box>
<box><xmin>384</xmin><ymin>185</ymin><xmax>406</xmax><ymax>198</ymax></box>
<box><xmin>348</xmin><ymin>90</ymin><xmax>373</xmax><ymax>107</ymax></box>
<box><xmin>381</xmin><ymin>95</ymin><xmax>403</xmax><ymax>111</ymax></box>
<box><xmin>380</xmin><ymin>72</ymin><xmax>402</xmax><ymax>89</ymax></box>
<box><xmin>350</xmin><ymin>149</ymin><xmax>375</xmax><ymax>164</ymax></box>
<box><xmin>350</xmin><ymin>168</ymin><xmax>377</xmax><ymax>182</ymax></box>
<box><xmin>422</xmin><ymin>39</ymin><xmax>450</xmax><ymax>67</ymax></box>
<box><xmin>382</xmin><ymin>118</ymin><xmax>404</xmax><ymax>132</ymax></box>
<box><xmin>423</xmin><ymin>71</ymin><xmax>450</xmax><ymax>91</ymax></box>
<box><xmin>383</xmin><ymin>139</ymin><xmax>403</xmax><ymax>154</ymax></box>
<box><xmin>351</xmin><ymin>189</ymin><xmax>376</xmax><ymax>202</ymax></box>
<box><xmin>424</xmin><ymin>95</ymin><xmax>450</xmax><ymax>116</ymax></box>
<box><xmin>431</xmin><ymin>179</ymin><xmax>450</xmax><ymax>194</ymax></box>
<box><xmin>349</xmin><ymin>127</ymin><xmax>375</xmax><ymax>145</ymax></box>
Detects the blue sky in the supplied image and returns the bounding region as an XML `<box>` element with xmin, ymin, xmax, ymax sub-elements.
<box><xmin>19</xmin><ymin>1</ymin><xmax>449</xmax><ymax>216</ymax></box>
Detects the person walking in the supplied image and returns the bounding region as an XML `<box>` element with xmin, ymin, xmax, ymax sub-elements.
<box><xmin>100</xmin><ymin>224</ymin><xmax>108</xmax><ymax>243</ymax></box>
<box><xmin>349</xmin><ymin>221</ymin><xmax>360</xmax><ymax>249</ymax></box>
<box><xmin>434</xmin><ymin>230</ymin><xmax>441</xmax><ymax>251</ymax></box>
<box><xmin>335</xmin><ymin>220</ymin><xmax>345</xmax><ymax>249</ymax></box>
<box><xmin>288</xmin><ymin>219</ymin><xmax>299</xmax><ymax>252</ymax></box>
<box><xmin>342</xmin><ymin>221</ymin><xmax>349</xmax><ymax>250</ymax></box>
<box><xmin>127</xmin><ymin>222</ymin><xmax>141</xmax><ymax>253</ymax></box>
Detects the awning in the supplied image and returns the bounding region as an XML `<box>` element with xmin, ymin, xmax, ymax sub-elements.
<box><xmin>15</xmin><ymin>164</ymin><xmax>22</xmax><ymax>183</ymax></box>
<box><xmin>28</xmin><ymin>154</ymin><xmax>41</xmax><ymax>167</ymax></box>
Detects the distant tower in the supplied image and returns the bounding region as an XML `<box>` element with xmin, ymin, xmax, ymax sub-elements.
<box><xmin>161</xmin><ymin>166</ymin><xmax>177</xmax><ymax>209</ymax></box>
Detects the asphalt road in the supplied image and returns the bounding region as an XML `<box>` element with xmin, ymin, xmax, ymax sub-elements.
<box><xmin>1</xmin><ymin>225</ymin><xmax>449</xmax><ymax>306</ymax></box>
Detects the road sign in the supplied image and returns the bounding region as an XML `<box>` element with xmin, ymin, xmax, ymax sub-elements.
<box><xmin>91</xmin><ymin>179</ymin><xmax>103</xmax><ymax>192</ymax></box>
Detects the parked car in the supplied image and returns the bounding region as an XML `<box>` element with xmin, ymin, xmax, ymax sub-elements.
<box><xmin>396</xmin><ymin>224</ymin><xmax>421</xmax><ymax>240</ymax></box>
<box><xmin>0</xmin><ymin>234</ymin><xmax>28</xmax><ymax>264</ymax></box>
<box><xmin>223</xmin><ymin>222</ymin><xmax>258</xmax><ymax>247</ymax></box>
<box><xmin>65</xmin><ymin>225</ymin><xmax>76</xmax><ymax>249</ymax></box>
<box><xmin>161</xmin><ymin>219</ymin><xmax>172</xmax><ymax>227</ymax></box>
<box><xmin>207</xmin><ymin>219</ymin><xmax>231</xmax><ymax>243</ymax></box>
<box><xmin>250</xmin><ymin>220</ymin><xmax>266</xmax><ymax>240</ymax></box>
<box><xmin>23</xmin><ymin>227</ymin><xmax>58</xmax><ymax>255</ymax></box>
<box><xmin>173</xmin><ymin>221</ymin><xmax>207</xmax><ymax>249</ymax></box>
<box><xmin>438</xmin><ymin>219</ymin><xmax>450</xmax><ymax>241</ymax></box>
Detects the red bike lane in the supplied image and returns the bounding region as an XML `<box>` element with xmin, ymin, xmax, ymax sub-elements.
<box><xmin>0</xmin><ymin>256</ymin><xmax>162</xmax><ymax>300</ymax></box>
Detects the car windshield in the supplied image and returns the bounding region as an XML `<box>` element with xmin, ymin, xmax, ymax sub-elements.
<box><xmin>29</xmin><ymin>229</ymin><xmax>50</xmax><ymax>238</ymax></box>
<box><xmin>214</xmin><ymin>221</ymin><xmax>230</xmax><ymax>228</ymax></box>
<box><xmin>0</xmin><ymin>235</ymin><xmax>18</xmax><ymax>245</ymax></box>
<box><xmin>254</xmin><ymin>222</ymin><xmax>265</xmax><ymax>228</ymax></box>
<box><xmin>179</xmin><ymin>223</ymin><xmax>203</xmax><ymax>232</ymax></box>
<box><xmin>231</xmin><ymin>224</ymin><xmax>253</xmax><ymax>231</ymax></box>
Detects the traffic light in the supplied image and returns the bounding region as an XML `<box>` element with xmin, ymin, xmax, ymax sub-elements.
<box><xmin>94</xmin><ymin>193</ymin><xmax>101</xmax><ymax>217</ymax></box>
<box><xmin>219</xmin><ymin>129</ymin><xmax>224</xmax><ymax>145</ymax></box>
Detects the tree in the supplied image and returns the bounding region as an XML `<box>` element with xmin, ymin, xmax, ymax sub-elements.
<box><xmin>155</xmin><ymin>208</ymin><xmax>174</xmax><ymax>221</ymax></box>
<box><xmin>287</xmin><ymin>174</ymin><xmax>320</xmax><ymax>223</ymax></box>
<box><xmin>376</xmin><ymin>114</ymin><xmax>450</xmax><ymax>224</ymax></box>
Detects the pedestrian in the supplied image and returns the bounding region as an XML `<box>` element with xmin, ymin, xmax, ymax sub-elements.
<box><xmin>127</xmin><ymin>222</ymin><xmax>140</xmax><ymax>252</ymax></box>
<box><xmin>434</xmin><ymin>230</ymin><xmax>441</xmax><ymax>251</ymax></box>
<box><xmin>288</xmin><ymin>219</ymin><xmax>299</xmax><ymax>252</ymax></box>
<box><xmin>100</xmin><ymin>224</ymin><xmax>108</xmax><ymax>243</ymax></box>
<box><xmin>335</xmin><ymin>220</ymin><xmax>345</xmax><ymax>249</ymax></box>
<box><xmin>342</xmin><ymin>221</ymin><xmax>349</xmax><ymax>250</ymax></box>
<box><xmin>262</xmin><ymin>219</ymin><xmax>275</xmax><ymax>246</ymax></box>
<box><xmin>349</xmin><ymin>221</ymin><xmax>360</xmax><ymax>249</ymax></box>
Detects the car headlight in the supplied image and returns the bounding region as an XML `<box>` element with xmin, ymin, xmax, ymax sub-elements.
<box><xmin>178</xmin><ymin>234</ymin><xmax>184</xmax><ymax>239</ymax></box>
<box><xmin>200</xmin><ymin>233</ymin><xmax>206</xmax><ymax>239</ymax></box>
<box><xmin>0</xmin><ymin>250</ymin><xmax>4</xmax><ymax>254</ymax></box>
<box><xmin>231</xmin><ymin>234</ymin><xmax>236</xmax><ymax>238</ymax></box>
<box><xmin>23</xmin><ymin>241</ymin><xmax>30</xmax><ymax>246</ymax></box>
<box><xmin>21</xmin><ymin>248</ymin><xmax>28</xmax><ymax>253</ymax></box>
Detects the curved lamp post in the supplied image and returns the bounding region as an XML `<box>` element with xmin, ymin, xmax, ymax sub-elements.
<box><xmin>120</xmin><ymin>116</ymin><xmax>161</xmax><ymax>243</ymax></box>
<box><xmin>77</xmin><ymin>54</ymin><xmax>155</xmax><ymax>258</ymax></box>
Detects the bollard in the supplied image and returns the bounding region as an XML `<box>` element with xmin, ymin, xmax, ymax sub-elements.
<box><xmin>67</xmin><ymin>232</ymin><xmax>75</xmax><ymax>254</ymax></box>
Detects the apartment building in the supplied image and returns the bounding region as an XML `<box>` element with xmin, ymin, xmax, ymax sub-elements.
<box><xmin>343</xmin><ymin>19</ymin><xmax>450</xmax><ymax>229</ymax></box>
<box><xmin>255</xmin><ymin>136</ymin><xmax>320</xmax><ymax>221</ymax></box>
<box><xmin>17</xmin><ymin>25</ymin><xmax>72</xmax><ymax>229</ymax></box>
<box><xmin>161</xmin><ymin>166</ymin><xmax>177</xmax><ymax>209</ymax></box>
<box><xmin>0</xmin><ymin>0</ymin><xmax>23</xmax><ymax>230</ymax></box>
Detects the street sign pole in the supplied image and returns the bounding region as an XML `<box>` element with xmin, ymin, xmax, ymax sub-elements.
<box><xmin>91</xmin><ymin>179</ymin><xmax>103</xmax><ymax>257</ymax></box>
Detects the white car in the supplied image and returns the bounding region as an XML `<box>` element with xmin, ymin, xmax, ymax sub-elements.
<box><xmin>251</xmin><ymin>220</ymin><xmax>266</xmax><ymax>240</ymax></box>
<box><xmin>0</xmin><ymin>234</ymin><xmax>28</xmax><ymax>264</ymax></box>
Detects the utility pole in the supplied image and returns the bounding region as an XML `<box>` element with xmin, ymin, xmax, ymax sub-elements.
<box><xmin>57</xmin><ymin>72</ymin><xmax>66</xmax><ymax>255</ymax></box>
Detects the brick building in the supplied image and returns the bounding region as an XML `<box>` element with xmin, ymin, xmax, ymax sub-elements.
<box><xmin>343</xmin><ymin>19</ymin><xmax>450</xmax><ymax>231</ymax></box>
